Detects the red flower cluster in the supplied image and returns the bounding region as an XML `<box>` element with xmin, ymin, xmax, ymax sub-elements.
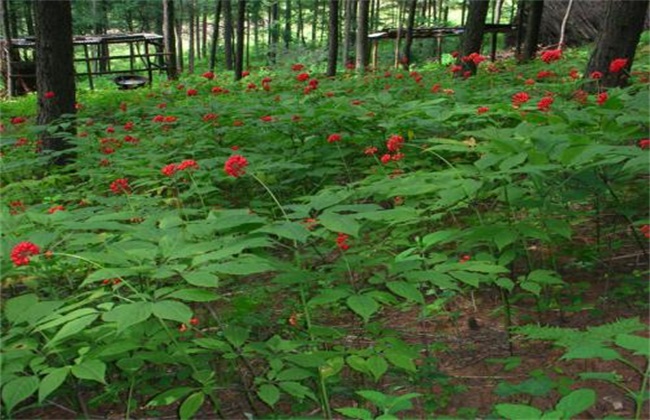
<box><xmin>44</xmin><ymin>91</ymin><xmax>55</xmax><ymax>99</ymax></box>
<box><xmin>303</xmin><ymin>78</ymin><xmax>319</xmax><ymax>94</ymax></box>
<box><xmin>11</xmin><ymin>116</ymin><xmax>27</xmax><ymax>124</ymax></box>
<box><xmin>9</xmin><ymin>200</ymin><xmax>26</xmax><ymax>215</ymax></box>
<box><xmin>386</xmin><ymin>134</ymin><xmax>404</xmax><ymax>152</ymax></box>
<box><xmin>640</xmin><ymin>225</ymin><xmax>650</xmax><ymax>239</ymax></box>
<box><xmin>477</xmin><ymin>106</ymin><xmax>489</xmax><ymax>115</ymax></box>
<box><xmin>537</xmin><ymin>70</ymin><xmax>554</xmax><ymax>80</ymax></box>
<box><xmin>638</xmin><ymin>139</ymin><xmax>650</xmax><ymax>149</ymax></box>
<box><xmin>110</xmin><ymin>178</ymin><xmax>131</xmax><ymax>195</ymax></box>
<box><xmin>459</xmin><ymin>254</ymin><xmax>471</xmax><ymax>264</ymax></box>
<box><xmin>590</xmin><ymin>71</ymin><xmax>603</xmax><ymax>80</ymax></box>
<box><xmin>11</xmin><ymin>241</ymin><xmax>40</xmax><ymax>266</ymax></box>
<box><xmin>224</xmin><ymin>155</ymin><xmax>248</xmax><ymax>178</ymax></box>
<box><xmin>161</xmin><ymin>159</ymin><xmax>199</xmax><ymax>177</ymax></box>
<box><xmin>609</xmin><ymin>58</ymin><xmax>628</xmax><ymax>73</ymax></box>
<box><xmin>202</xmin><ymin>113</ymin><xmax>218</xmax><ymax>122</ymax></box>
<box><xmin>568</xmin><ymin>69</ymin><xmax>580</xmax><ymax>80</ymax></box>
<box><xmin>152</xmin><ymin>115</ymin><xmax>178</xmax><ymax>123</ymax></box>
<box><xmin>461</xmin><ymin>52</ymin><xmax>486</xmax><ymax>66</ymax></box>
<box><xmin>327</xmin><ymin>133</ymin><xmax>342</xmax><ymax>143</ymax></box>
<box><xmin>596</xmin><ymin>92</ymin><xmax>608</xmax><ymax>106</ymax></box>
<box><xmin>260</xmin><ymin>115</ymin><xmax>274</xmax><ymax>122</ymax></box>
<box><xmin>512</xmin><ymin>91</ymin><xmax>530</xmax><ymax>108</ymax></box>
<box><xmin>540</xmin><ymin>49</ymin><xmax>562</xmax><ymax>64</ymax></box>
<box><xmin>211</xmin><ymin>86</ymin><xmax>229</xmax><ymax>94</ymax></box>
<box><xmin>48</xmin><ymin>205</ymin><xmax>65</xmax><ymax>214</ymax></box>
<box><xmin>291</xmin><ymin>63</ymin><xmax>305</xmax><ymax>71</ymax></box>
<box><xmin>187</xmin><ymin>88</ymin><xmax>198</xmax><ymax>96</ymax></box>
<box><xmin>296</xmin><ymin>72</ymin><xmax>310</xmax><ymax>82</ymax></box>
<box><xmin>336</xmin><ymin>233</ymin><xmax>350</xmax><ymax>251</ymax></box>
<box><xmin>364</xmin><ymin>146</ymin><xmax>378</xmax><ymax>155</ymax></box>
<box><xmin>202</xmin><ymin>71</ymin><xmax>215</xmax><ymax>80</ymax></box>
<box><xmin>537</xmin><ymin>96</ymin><xmax>554</xmax><ymax>112</ymax></box>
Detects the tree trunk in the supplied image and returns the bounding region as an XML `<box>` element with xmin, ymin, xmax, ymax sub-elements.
<box><xmin>403</xmin><ymin>0</ymin><xmax>418</xmax><ymax>70</ymax></box>
<box><xmin>343</xmin><ymin>0</ymin><xmax>354</xmax><ymax>65</ymax></box>
<box><xmin>175</xmin><ymin>3</ymin><xmax>184</xmax><ymax>73</ymax></box>
<box><xmin>34</xmin><ymin>0</ymin><xmax>76</xmax><ymax>165</ymax></box>
<box><xmin>296</xmin><ymin>0</ymin><xmax>304</xmax><ymax>45</ymax></box>
<box><xmin>356</xmin><ymin>0</ymin><xmax>369</xmax><ymax>72</ymax></box>
<box><xmin>585</xmin><ymin>0</ymin><xmax>649</xmax><ymax>89</ymax></box>
<box><xmin>188</xmin><ymin>0</ymin><xmax>195</xmax><ymax>73</ymax></box>
<box><xmin>326</xmin><ymin>0</ymin><xmax>339</xmax><ymax>77</ymax></box>
<box><xmin>234</xmin><ymin>0</ymin><xmax>245</xmax><ymax>80</ymax></box>
<box><xmin>202</xmin><ymin>9</ymin><xmax>208</xmax><ymax>58</ymax></box>
<box><xmin>209</xmin><ymin>0</ymin><xmax>221</xmax><ymax>70</ymax></box>
<box><xmin>312</xmin><ymin>0</ymin><xmax>319</xmax><ymax>45</ymax></box>
<box><xmin>520</xmin><ymin>0</ymin><xmax>544</xmax><ymax>62</ymax></box>
<box><xmin>223</xmin><ymin>0</ymin><xmax>234</xmax><ymax>70</ymax></box>
<box><xmin>163</xmin><ymin>0</ymin><xmax>178</xmax><ymax>79</ymax></box>
<box><xmin>24</xmin><ymin>0</ymin><xmax>34</xmax><ymax>36</ymax></box>
<box><xmin>459</xmin><ymin>0</ymin><xmax>489</xmax><ymax>75</ymax></box>
<box><xmin>268</xmin><ymin>2</ymin><xmax>279</xmax><ymax>64</ymax></box>
<box><xmin>283</xmin><ymin>0</ymin><xmax>292</xmax><ymax>49</ymax></box>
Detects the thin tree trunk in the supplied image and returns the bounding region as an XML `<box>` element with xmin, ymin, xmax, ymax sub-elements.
<box><xmin>403</xmin><ymin>0</ymin><xmax>417</xmax><ymax>70</ymax></box>
<box><xmin>188</xmin><ymin>0</ymin><xmax>195</xmax><ymax>73</ymax></box>
<box><xmin>209</xmin><ymin>0</ymin><xmax>221</xmax><ymax>70</ymax></box>
<box><xmin>394</xmin><ymin>0</ymin><xmax>404</xmax><ymax>68</ymax></box>
<box><xmin>24</xmin><ymin>0</ymin><xmax>34</xmax><ymax>36</ymax></box>
<box><xmin>356</xmin><ymin>0</ymin><xmax>369</xmax><ymax>72</ymax></box>
<box><xmin>312</xmin><ymin>0</ymin><xmax>319</xmax><ymax>46</ymax></box>
<box><xmin>343</xmin><ymin>0</ymin><xmax>353</xmax><ymax>65</ymax></box>
<box><xmin>326</xmin><ymin>0</ymin><xmax>339</xmax><ymax>77</ymax></box>
<box><xmin>234</xmin><ymin>0</ymin><xmax>245</xmax><ymax>80</ymax></box>
<box><xmin>557</xmin><ymin>0</ymin><xmax>573</xmax><ymax>50</ymax></box>
<box><xmin>283</xmin><ymin>0</ymin><xmax>292</xmax><ymax>49</ymax></box>
<box><xmin>268</xmin><ymin>1</ymin><xmax>279</xmax><ymax>64</ymax></box>
<box><xmin>163</xmin><ymin>0</ymin><xmax>178</xmax><ymax>79</ymax></box>
<box><xmin>175</xmin><ymin>1</ymin><xmax>184</xmax><ymax>73</ymax></box>
<box><xmin>223</xmin><ymin>0</ymin><xmax>234</xmax><ymax>70</ymax></box>
<box><xmin>202</xmin><ymin>9</ymin><xmax>207</xmax><ymax>58</ymax></box>
<box><xmin>296</xmin><ymin>0</ymin><xmax>304</xmax><ymax>45</ymax></box>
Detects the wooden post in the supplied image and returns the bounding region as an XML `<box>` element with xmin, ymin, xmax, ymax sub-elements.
<box><xmin>372</xmin><ymin>39</ymin><xmax>378</xmax><ymax>69</ymax></box>
<box><xmin>83</xmin><ymin>44</ymin><xmax>94</xmax><ymax>90</ymax></box>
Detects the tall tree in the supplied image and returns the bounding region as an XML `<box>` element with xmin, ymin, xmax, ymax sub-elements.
<box><xmin>403</xmin><ymin>0</ymin><xmax>418</xmax><ymax>70</ymax></box>
<box><xmin>268</xmin><ymin>1</ymin><xmax>279</xmax><ymax>64</ymax></box>
<box><xmin>283</xmin><ymin>0</ymin><xmax>292</xmax><ymax>49</ymax></box>
<box><xmin>585</xmin><ymin>0</ymin><xmax>649</xmax><ymax>89</ymax></box>
<box><xmin>356</xmin><ymin>0</ymin><xmax>370</xmax><ymax>72</ymax></box>
<box><xmin>343</xmin><ymin>0</ymin><xmax>355</xmax><ymax>66</ymax></box>
<box><xmin>234</xmin><ymin>0</ymin><xmax>246</xmax><ymax>80</ymax></box>
<box><xmin>209</xmin><ymin>0</ymin><xmax>222</xmax><ymax>70</ymax></box>
<box><xmin>223</xmin><ymin>0</ymin><xmax>234</xmax><ymax>70</ymax></box>
<box><xmin>459</xmin><ymin>0</ymin><xmax>489</xmax><ymax>75</ymax></box>
<box><xmin>326</xmin><ymin>0</ymin><xmax>339</xmax><ymax>77</ymax></box>
<box><xmin>188</xmin><ymin>0</ymin><xmax>195</xmax><ymax>73</ymax></box>
<box><xmin>34</xmin><ymin>0</ymin><xmax>76</xmax><ymax>165</ymax></box>
<box><xmin>163</xmin><ymin>0</ymin><xmax>178</xmax><ymax>79</ymax></box>
<box><xmin>520</xmin><ymin>0</ymin><xmax>544</xmax><ymax>62</ymax></box>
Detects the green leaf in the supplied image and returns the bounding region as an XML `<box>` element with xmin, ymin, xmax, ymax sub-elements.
<box><xmin>494</xmin><ymin>403</ymin><xmax>543</xmax><ymax>419</ymax></box>
<box><xmin>495</xmin><ymin>277</ymin><xmax>515</xmax><ymax>292</ymax></box>
<box><xmin>384</xmin><ymin>350</ymin><xmax>416</xmax><ymax>372</ymax></box>
<box><xmin>494</xmin><ymin>229</ymin><xmax>518</xmax><ymax>252</ymax></box>
<box><xmin>181</xmin><ymin>271</ymin><xmax>219</xmax><ymax>287</ymax></box>
<box><xmin>208</xmin><ymin>255</ymin><xmax>275</xmax><ymax>275</ymax></box>
<box><xmin>2</xmin><ymin>376</ymin><xmax>39</xmax><ymax>414</ymax></box>
<box><xmin>35</xmin><ymin>308</ymin><xmax>99</xmax><ymax>332</ymax></box>
<box><xmin>81</xmin><ymin>267</ymin><xmax>139</xmax><ymax>286</ymax></box>
<box><xmin>308</xmin><ymin>288</ymin><xmax>351</xmax><ymax>306</ymax></box>
<box><xmin>357</xmin><ymin>390</ymin><xmax>389</xmax><ymax>407</ymax></box>
<box><xmin>386</xmin><ymin>281</ymin><xmax>424</xmax><ymax>304</ymax></box>
<box><xmin>179</xmin><ymin>391</ymin><xmax>205</xmax><ymax>420</ymax></box>
<box><xmin>346</xmin><ymin>295</ymin><xmax>379</xmax><ymax>323</ymax></box>
<box><xmin>527</xmin><ymin>270</ymin><xmax>565</xmax><ymax>285</ymax></box>
<box><xmin>258</xmin><ymin>384</ymin><xmax>280</xmax><ymax>407</ymax></box>
<box><xmin>152</xmin><ymin>300</ymin><xmax>193</xmax><ymax>324</ymax></box>
<box><xmin>366</xmin><ymin>356</ymin><xmax>388</xmax><ymax>382</ymax></box>
<box><xmin>555</xmin><ymin>388</ymin><xmax>596</xmax><ymax>418</ymax></box>
<box><xmin>165</xmin><ymin>289</ymin><xmax>220</xmax><ymax>302</ymax></box>
<box><xmin>223</xmin><ymin>325</ymin><xmax>250</xmax><ymax>348</ymax></box>
<box><xmin>319</xmin><ymin>357</ymin><xmax>344</xmax><ymax>379</ymax></box>
<box><xmin>116</xmin><ymin>357</ymin><xmax>144</xmax><ymax>373</ymax></box>
<box><xmin>335</xmin><ymin>407</ymin><xmax>373</xmax><ymax>420</ymax></box>
<box><xmin>578</xmin><ymin>372</ymin><xmax>622</xmax><ymax>383</ymax></box>
<box><xmin>146</xmin><ymin>387</ymin><xmax>195</xmax><ymax>407</ymax></box>
<box><xmin>256</xmin><ymin>221</ymin><xmax>311</xmax><ymax>243</ymax></box>
<box><xmin>278</xmin><ymin>381</ymin><xmax>317</xmax><ymax>401</ymax></box>
<box><xmin>520</xmin><ymin>281</ymin><xmax>542</xmax><ymax>296</ymax></box>
<box><xmin>38</xmin><ymin>367</ymin><xmax>69</xmax><ymax>403</ymax></box>
<box><xmin>422</xmin><ymin>229</ymin><xmax>459</xmax><ymax>248</ymax></box>
<box><xmin>562</xmin><ymin>345</ymin><xmax>621</xmax><ymax>361</ymax></box>
<box><xmin>71</xmin><ymin>360</ymin><xmax>106</xmax><ymax>384</ymax></box>
<box><xmin>4</xmin><ymin>294</ymin><xmax>39</xmax><ymax>325</ymax></box>
<box><xmin>346</xmin><ymin>355</ymin><xmax>369</xmax><ymax>374</ymax></box>
<box><xmin>614</xmin><ymin>334</ymin><xmax>650</xmax><ymax>357</ymax></box>
<box><xmin>102</xmin><ymin>302</ymin><xmax>153</xmax><ymax>333</ymax></box>
<box><xmin>318</xmin><ymin>211</ymin><xmax>360</xmax><ymax>237</ymax></box>
<box><xmin>276</xmin><ymin>368</ymin><xmax>313</xmax><ymax>381</ymax></box>
<box><xmin>44</xmin><ymin>314</ymin><xmax>99</xmax><ymax>349</ymax></box>
<box><xmin>449</xmin><ymin>270</ymin><xmax>481</xmax><ymax>287</ymax></box>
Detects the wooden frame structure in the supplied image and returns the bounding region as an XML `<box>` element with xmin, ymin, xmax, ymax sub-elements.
<box><xmin>1</xmin><ymin>33</ymin><xmax>168</xmax><ymax>96</ymax></box>
<box><xmin>368</xmin><ymin>23</ymin><xmax>515</xmax><ymax>68</ymax></box>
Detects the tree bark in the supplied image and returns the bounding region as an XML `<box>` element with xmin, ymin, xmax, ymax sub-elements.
<box><xmin>268</xmin><ymin>2</ymin><xmax>279</xmax><ymax>64</ymax></box>
<box><xmin>520</xmin><ymin>0</ymin><xmax>544</xmax><ymax>62</ymax></box>
<box><xmin>585</xmin><ymin>0</ymin><xmax>649</xmax><ymax>89</ymax></box>
<box><xmin>34</xmin><ymin>0</ymin><xmax>76</xmax><ymax>165</ymax></box>
<box><xmin>283</xmin><ymin>0</ymin><xmax>292</xmax><ymax>49</ymax></box>
<box><xmin>163</xmin><ymin>0</ymin><xmax>178</xmax><ymax>79</ymax></box>
<box><xmin>356</xmin><ymin>0</ymin><xmax>370</xmax><ymax>72</ymax></box>
<box><xmin>343</xmin><ymin>0</ymin><xmax>353</xmax><ymax>66</ymax></box>
<box><xmin>188</xmin><ymin>0</ymin><xmax>195</xmax><ymax>73</ymax></box>
<box><xmin>326</xmin><ymin>0</ymin><xmax>339</xmax><ymax>77</ymax></box>
<box><xmin>234</xmin><ymin>0</ymin><xmax>245</xmax><ymax>80</ymax></box>
<box><xmin>403</xmin><ymin>0</ymin><xmax>418</xmax><ymax>70</ymax></box>
<box><xmin>459</xmin><ymin>0</ymin><xmax>489</xmax><ymax>75</ymax></box>
<box><xmin>209</xmin><ymin>0</ymin><xmax>221</xmax><ymax>70</ymax></box>
<box><xmin>223</xmin><ymin>0</ymin><xmax>234</xmax><ymax>70</ymax></box>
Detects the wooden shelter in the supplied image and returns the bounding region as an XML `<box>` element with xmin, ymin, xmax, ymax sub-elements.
<box><xmin>1</xmin><ymin>33</ymin><xmax>168</xmax><ymax>96</ymax></box>
<box><xmin>368</xmin><ymin>23</ymin><xmax>515</xmax><ymax>68</ymax></box>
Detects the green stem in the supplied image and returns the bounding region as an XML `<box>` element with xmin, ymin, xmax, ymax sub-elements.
<box><xmin>634</xmin><ymin>362</ymin><xmax>649</xmax><ymax>420</ymax></box>
<box><xmin>250</xmin><ymin>173</ymin><xmax>290</xmax><ymax>223</ymax></box>
<box><xmin>125</xmin><ymin>376</ymin><xmax>135</xmax><ymax>420</ymax></box>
